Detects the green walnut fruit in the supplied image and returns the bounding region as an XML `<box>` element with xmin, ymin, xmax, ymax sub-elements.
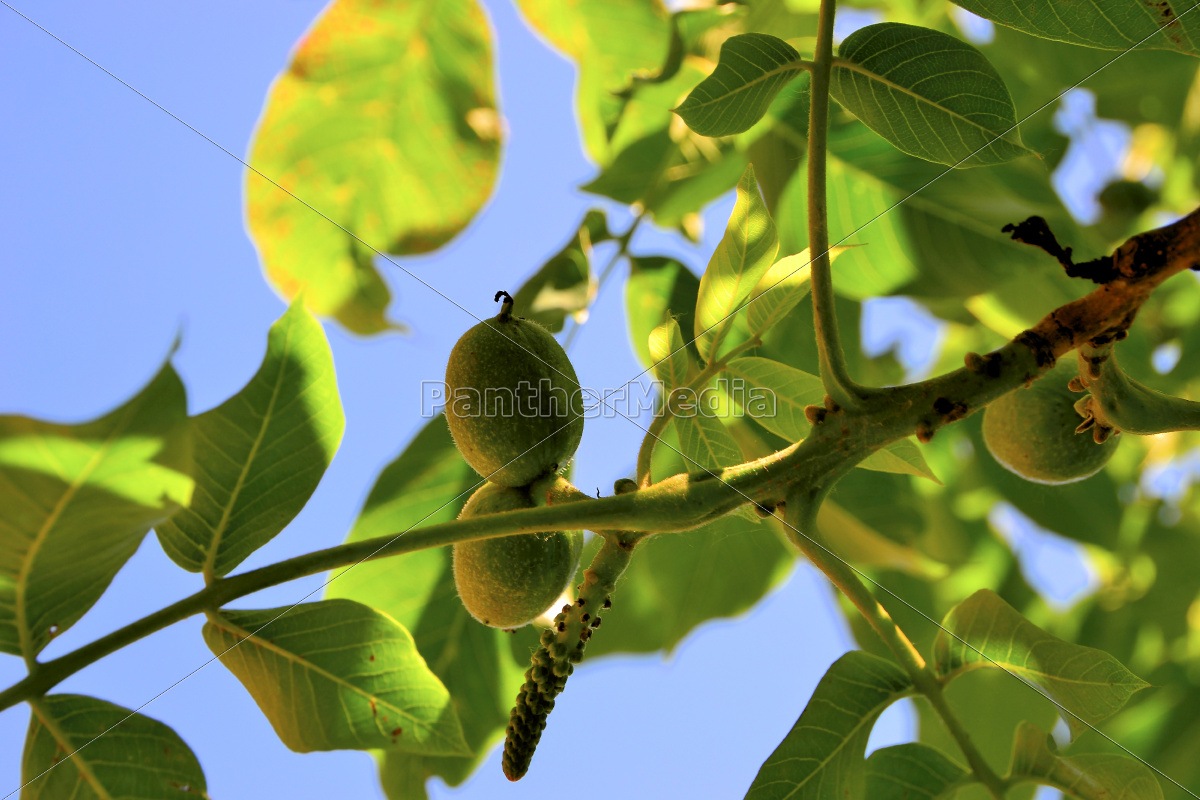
<box><xmin>453</xmin><ymin>482</ymin><xmax>584</xmax><ymax>629</ymax></box>
<box><xmin>445</xmin><ymin>291</ymin><xmax>584</xmax><ymax>488</ymax></box>
<box><xmin>983</xmin><ymin>360</ymin><xmax>1120</xmax><ymax>485</ymax></box>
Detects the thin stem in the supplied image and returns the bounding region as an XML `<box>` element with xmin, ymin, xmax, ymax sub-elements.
<box><xmin>807</xmin><ymin>0</ymin><xmax>867</xmax><ymax>410</ymax></box>
<box><xmin>635</xmin><ymin>336</ymin><xmax>762</xmax><ymax>486</ymax></box>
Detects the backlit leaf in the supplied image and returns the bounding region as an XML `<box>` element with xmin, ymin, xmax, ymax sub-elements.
<box><xmin>746</xmin><ymin>651</ymin><xmax>912</xmax><ymax>800</ymax></box>
<box><xmin>859</xmin><ymin>438</ymin><xmax>941</xmax><ymax>483</ymax></box>
<box><xmin>22</xmin><ymin>695</ymin><xmax>206</xmax><ymax>799</ymax></box>
<box><xmin>1008</xmin><ymin>722</ymin><xmax>1163</xmax><ymax>799</ymax></box>
<box><xmin>724</xmin><ymin>356</ymin><xmax>825</xmax><ymax>442</ymax></box>
<box><xmin>649</xmin><ymin>317</ymin><xmax>691</xmax><ymax>393</ymax></box>
<box><xmin>514</xmin><ymin>0</ymin><xmax>670</xmax><ymax>161</ymax></box>
<box><xmin>0</xmin><ymin>363</ymin><xmax>191</xmax><ymax>658</ymax></box>
<box><xmin>866</xmin><ymin>743</ymin><xmax>968</xmax><ymax>800</ymax></box>
<box><xmin>695</xmin><ymin>165</ymin><xmax>779</xmax><ymax>363</ymax></box>
<box><xmin>246</xmin><ymin>0</ymin><xmax>501</xmax><ymax>333</ymax></box>
<box><xmin>204</xmin><ymin>599</ymin><xmax>468</xmax><ymax>756</ymax></box>
<box><xmin>512</xmin><ymin>210</ymin><xmax>609</xmax><ymax>333</ymax></box>
<box><xmin>951</xmin><ymin>0</ymin><xmax>1199</xmax><ymax>55</ymax></box>
<box><xmin>156</xmin><ymin>299</ymin><xmax>344</xmax><ymax>577</ymax></box>
<box><xmin>830</xmin><ymin>23</ymin><xmax>1032</xmax><ymax>166</ymax></box>
<box><xmin>626</xmin><ymin>256</ymin><xmax>702</xmax><ymax>368</ymax></box>
<box><xmin>675</xmin><ymin>33</ymin><xmax>806</xmax><ymax>137</ymax></box>
<box><xmin>933</xmin><ymin>589</ymin><xmax>1149</xmax><ymax>737</ymax></box>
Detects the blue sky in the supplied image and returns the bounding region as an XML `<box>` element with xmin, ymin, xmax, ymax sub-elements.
<box><xmin>0</xmin><ymin>1</ymin><xmax>1117</xmax><ymax>797</ymax></box>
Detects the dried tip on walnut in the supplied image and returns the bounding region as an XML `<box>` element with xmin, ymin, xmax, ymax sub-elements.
<box><xmin>1068</xmin><ymin>376</ymin><xmax>1087</xmax><ymax>393</ymax></box>
<box><xmin>1075</xmin><ymin>415</ymin><xmax>1097</xmax><ymax>434</ymax></box>
<box><xmin>1093</xmin><ymin>425</ymin><xmax>1116</xmax><ymax>444</ymax></box>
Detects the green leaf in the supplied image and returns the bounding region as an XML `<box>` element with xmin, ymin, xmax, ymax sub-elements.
<box><xmin>724</xmin><ymin>356</ymin><xmax>825</xmax><ymax>442</ymax></box>
<box><xmin>859</xmin><ymin>438</ymin><xmax>940</xmax><ymax>483</ymax></box>
<box><xmin>951</xmin><ymin>0</ymin><xmax>1199</xmax><ymax>55</ymax></box>
<box><xmin>511</xmin><ymin>210</ymin><xmax>608</xmax><ymax>333</ymax></box>
<box><xmin>0</xmin><ymin>363</ymin><xmax>191</xmax><ymax>659</ymax></box>
<box><xmin>156</xmin><ymin>300</ymin><xmax>344</xmax><ymax>577</ymax></box>
<box><xmin>1008</xmin><ymin>722</ymin><xmax>1164</xmax><ymax>799</ymax></box>
<box><xmin>865</xmin><ymin>743</ymin><xmax>968</xmax><ymax>800</ymax></box>
<box><xmin>245</xmin><ymin>0</ymin><xmax>500</xmax><ymax>334</ymax></box>
<box><xmin>933</xmin><ymin>589</ymin><xmax>1149</xmax><ymax>737</ymax></box>
<box><xmin>325</xmin><ymin>417</ymin><xmax>523</xmax><ymax>794</ymax></box>
<box><xmin>746</xmin><ymin>651</ymin><xmax>912</xmax><ymax>800</ymax></box>
<box><xmin>22</xmin><ymin>694</ymin><xmax>207</xmax><ymax>799</ymax></box>
<box><xmin>675</xmin><ymin>33</ymin><xmax>806</xmax><ymax>137</ymax></box>
<box><xmin>626</xmin><ymin>256</ymin><xmax>702</xmax><ymax>368</ymax></box>
<box><xmin>746</xmin><ymin>250</ymin><xmax>815</xmax><ymax>337</ymax></box>
<box><xmin>650</xmin><ymin>317</ymin><xmax>691</xmax><ymax>393</ymax></box>
<box><xmin>674</xmin><ymin>412</ymin><xmax>744</xmax><ymax>474</ymax></box>
<box><xmin>830</xmin><ymin>23</ymin><xmax>1032</xmax><ymax>167</ymax></box>
<box><xmin>583</xmin><ymin>516</ymin><xmax>791</xmax><ymax>657</ymax></box>
<box><xmin>818</xmin><ymin>501</ymin><xmax>949</xmax><ymax>579</ymax></box>
<box><xmin>203</xmin><ymin>598</ymin><xmax>468</xmax><ymax>756</ymax></box>
<box><xmin>514</xmin><ymin>0</ymin><xmax>670</xmax><ymax>161</ymax></box>
<box><xmin>694</xmin><ymin>165</ymin><xmax>779</xmax><ymax>363</ymax></box>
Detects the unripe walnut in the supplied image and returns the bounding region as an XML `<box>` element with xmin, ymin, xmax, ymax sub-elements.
<box><xmin>445</xmin><ymin>292</ymin><xmax>584</xmax><ymax>488</ymax></box>
<box><xmin>453</xmin><ymin>482</ymin><xmax>583</xmax><ymax>629</ymax></box>
<box><xmin>983</xmin><ymin>360</ymin><xmax>1119</xmax><ymax>485</ymax></box>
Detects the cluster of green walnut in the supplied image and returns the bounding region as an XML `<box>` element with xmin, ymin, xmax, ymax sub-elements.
<box><xmin>445</xmin><ymin>291</ymin><xmax>586</xmax><ymax>629</ymax></box>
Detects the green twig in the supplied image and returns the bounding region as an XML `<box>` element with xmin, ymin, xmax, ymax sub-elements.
<box><xmin>807</xmin><ymin>0</ymin><xmax>876</xmax><ymax>411</ymax></box>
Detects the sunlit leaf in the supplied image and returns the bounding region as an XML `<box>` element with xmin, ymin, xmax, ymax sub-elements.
<box><xmin>933</xmin><ymin>589</ymin><xmax>1149</xmax><ymax>737</ymax></box>
<box><xmin>724</xmin><ymin>356</ymin><xmax>825</xmax><ymax>442</ymax></box>
<box><xmin>512</xmin><ymin>210</ymin><xmax>608</xmax><ymax>333</ymax></box>
<box><xmin>830</xmin><ymin>23</ymin><xmax>1033</xmax><ymax>167</ymax></box>
<box><xmin>746</xmin><ymin>250</ymin><xmax>815</xmax><ymax>337</ymax></box>
<box><xmin>650</xmin><ymin>317</ymin><xmax>691</xmax><ymax>393</ymax></box>
<box><xmin>866</xmin><ymin>743</ymin><xmax>968</xmax><ymax>800</ymax></box>
<box><xmin>746</xmin><ymin>651</ymin><xmax>912</xmax><ymax>799</ymax></box>
<box><xmin>626</xmin><ymin>256</ymin><xmax>702</xmax><ymax>368</ymax></box>
<box><xmin>695</xmin><ymin>165</ymin><xmax>779</xmax><ymax>363</ymax></box>
<box><xmin>0</xmin><ymin>363</ymin><xmax>191</xmax><ymax>658</ymax></box>
<box><xmin>1008</xmin><ymin>722</ymin><xmax>1163</xmax><ymax>799</ymax></box>
<box><xmin>859</xmin><ymin>438</ymin><xmax>941</xmax><ymax>483</ymax></box>
<box><xmin>204</xmin><ymin>599</ymin><xmax>468</xmax><ymax>755</ymax></box>
<box><xmin>514</xmin><ymin>0</ymin><xmax>670</xmax><ymax>161</ymax></box>
<box><xmin>818</xmin><ymin>501</ymin><xmax>949</xmax><ymax>579</ymax></box>
<box><xmin>675</xmin><ymin>33</ymin><xmax>806</xmax><ymax>137</ymax></box>
<box><xmin>156</xmin><ymin>299</ymin><xmax>344</xmax><ymax>577</ymax></box>
<box><xmin>951</xmin><ymin>0</ymin><xmax>1199</xmax><ymax>55</ymax></box>
<box><xmin>324</xmin><ymin>417</ymin><xmax>522</xmax><ymax>794</ymax></box>
<box><xmin>246</xmin><ymin>0</ymin><xmax>501</xmax><ymax>334</ymax></box>
<box><xmin>22</xmin><ymin>695</ymin><xmax>206</xmax><ymax>799</ymax></box>
<box><xmin>675</xmin><ymin>411</ymin><xmax>744</xmax><ymax>473</ymax></box>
